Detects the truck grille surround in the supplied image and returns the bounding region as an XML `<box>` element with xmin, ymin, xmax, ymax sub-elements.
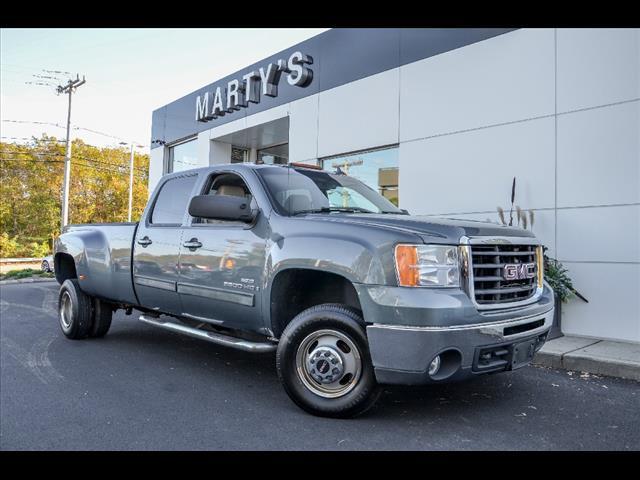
<box><xmin>464</xmin><ymin>241</ymin><xmax>541</xmax><ymax>309</ymax></box>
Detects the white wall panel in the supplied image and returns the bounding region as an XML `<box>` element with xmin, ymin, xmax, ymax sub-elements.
<box><xmin>399</xmin><ymin>117</ymin><xmax>555</xmax><ymax>215</ymax></box>
<box><xmin>148</xmin><ymin>147</ymin><xmax>165</xmax><ymax>195</ymax></box>
<box><xmin>289</xmin><ymin>94</ymin><xmax>319</xmax><ymax>162</ymax></box>
<box><xmin>557</xmin><ymin>101</ymin><xmax>640</xmax><ymax>208</ymax></box>
<box><xmin>209</xmin><ymin>117</ymin><xmax>248</xmax><ymax>140</ymax></box>
<box><xmin>245</xmin><ymin>104</ymin><xmax>289</xmax><ymax>130</ymax></box>
<box><xmin>561</xmin><ymin>263</ymin><xmax>640</xmax><ymax>343</ymax></box>
<box><xmin>399</xmin><ymin>28</ymin><xmax>555</xmax><ymax>142</ymax></box>
<box><xmin>209</xmin><ymin>141</ymin><xmax>232</xmax><ymax>165</ymax></box>
<box><xmin>557</xmin><ymin>205</ymin><xmax>640</xmax><ymax>263</ymax></box>
<box><xmin>196</xmin><ymin>131</ymin><xmax>215</xmax><ymax>168</ymax></box>
<box><xmin>557</xmin><ymin>28</ymin><xmax>640</xmax><ymax>113</ymax></box>
<box><xmin>317</xmin><ymin>68</ymin><xmax>399</xmax><ymax>158</ymax></box>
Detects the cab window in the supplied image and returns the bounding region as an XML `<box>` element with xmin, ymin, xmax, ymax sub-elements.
<box><xmin>150</xmin><ymin>175</ymin><xmax>197</xmax><ymax>225</ymax></box>
<box><xmin>192</xmin><ymin>172</ymin><xmax>254</xmax><ymax>225</ymax></box>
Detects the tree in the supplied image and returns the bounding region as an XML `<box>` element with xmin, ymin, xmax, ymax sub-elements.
<box><xmin>0</xmin><ymin>136</ymin><xmax>149</xmax><ymax>257</ymax></box>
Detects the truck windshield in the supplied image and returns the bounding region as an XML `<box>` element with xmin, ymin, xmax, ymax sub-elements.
<box><xmin>256</xmin><ymin>167</ymin><xmax>404</xmax><ymax>216</ymax></box>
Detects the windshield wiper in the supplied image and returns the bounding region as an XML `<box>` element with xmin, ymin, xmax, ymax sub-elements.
<box><xmin>292</xmin><ymin>206</ymin><xmax>376</xmax><ymax>215</ymax></box>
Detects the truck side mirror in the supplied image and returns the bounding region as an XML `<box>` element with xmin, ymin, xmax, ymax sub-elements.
<box><xmin>188</xmin><ymin>195</ymin><xmax>257</xmax><ymax>223</ymax></box>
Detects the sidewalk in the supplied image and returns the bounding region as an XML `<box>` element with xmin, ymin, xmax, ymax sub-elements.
<box><xmin>534</xmin><ymin>335</ymin><xmax>640</xmax><ymax>382</ymax></box>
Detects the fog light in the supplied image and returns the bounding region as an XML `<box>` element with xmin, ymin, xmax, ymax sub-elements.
<box><xmin>428</xmin><ymin>355</ymin><xmax>441</xmax><ymax>377</ymax></box>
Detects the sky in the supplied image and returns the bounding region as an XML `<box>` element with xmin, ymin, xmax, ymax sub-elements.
<box><xmin>0</xmin><ymin>28</ymin><xmax>328</xmax><ymax>151</ymax></box>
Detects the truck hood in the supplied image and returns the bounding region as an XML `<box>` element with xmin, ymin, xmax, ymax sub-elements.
<box><xmin>304</xmin><ymin>213</ymin><xmax>536</xmax><ymax>243</ymax></box>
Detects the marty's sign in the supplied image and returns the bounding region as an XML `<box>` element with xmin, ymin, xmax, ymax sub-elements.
<box><xmin>195</xmin><ymin>51</ymin><xmax>313</xmax><ymax>122</ymax></box>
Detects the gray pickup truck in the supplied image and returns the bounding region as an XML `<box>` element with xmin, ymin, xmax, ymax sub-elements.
<box><xmin>54</xmin><ymin>163</ymin><xmax>554</xmax><ymax>417</ymax></box>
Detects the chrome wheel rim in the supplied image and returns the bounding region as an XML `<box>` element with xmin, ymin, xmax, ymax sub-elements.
<box><xmin>295</xmin><ymin>329</ymin><xmax>362</xmax><ymax>398</ymax></box>
<box><xmin>60</xmin><ymin>291</ymin><xmax>72</xmax><ymax>329</ymax></box>
<box><xmin>41</xmin><ymin>261</ymin><xmax>48</xmax><ymax>272</ymax></box>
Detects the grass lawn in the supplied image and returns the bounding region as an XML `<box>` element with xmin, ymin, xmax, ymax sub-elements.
<box><xmin>0</xmin><ymin>268</ymin><xmax>55</xmax><ymax>281</ymax></box>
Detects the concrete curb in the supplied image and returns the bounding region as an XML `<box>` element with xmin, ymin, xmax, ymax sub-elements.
<box><xmin>0</xmin><ymin>257</ymin><xmax>46</xmax><ymax>263</ymax></box>
<box><xmin>0</xmin><ymin>277</ymin><xmax>56</xmax><ymax>285</ymax></box>
<box><xmin>534</xmin><ymin>336</ymin><xmax>640</xmax><ymax>382</ymax></box>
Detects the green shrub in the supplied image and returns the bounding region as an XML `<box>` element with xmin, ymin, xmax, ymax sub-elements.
<box><xmin>0</xmin><ymin>232</ymin><xmax>20</xmax><ymax>257</ymax></box>
<box><xmin>0</xmin><ymin>233</ymin><xmax>50</xmax><ymax>258</ymax></box>
<box><xmin>28</xmin><ymin>240</ymin><xmax>51</xmax><ymax>258</ymax></box>
<box><xmin>0</xmin><ymin>268</ymin><xmax>54</xmax><ymax>281</ymax></box>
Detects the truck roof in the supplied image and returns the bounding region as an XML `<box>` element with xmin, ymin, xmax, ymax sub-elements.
<box><xmin>162</xmin><ymin>162</ymin><xmax>322</xmax><ymax>180</ymax></box>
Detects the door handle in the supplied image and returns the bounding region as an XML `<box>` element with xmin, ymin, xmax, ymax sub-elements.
<box><xmin>183</xmin><ymin>238</ymin><xmax>203</xmax><ymax>250</ymax></box>
<box><xmin>137</xmin><ymin>236</ymin><xmax>152</xmax><ymax>247</ymax></box>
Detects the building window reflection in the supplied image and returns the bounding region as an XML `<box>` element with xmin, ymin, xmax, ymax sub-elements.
<box><xmin>320</xmin><ymin>145</ymin><xmax>399</xmax><ymax>206</ymax></box>
<box><xmin>167</xmin><ymin>139</ymin><xmax>198</xmax><ymax>173</ymax></box>
<box><xmin>231</xmin><ymin>146</ymin><xmax>249</xmax><ymax>164</ymax></box>
<box><xmin>257</xmin><ymin>143</ymin><xmax>289</xmax><ymax>165</ymax></box>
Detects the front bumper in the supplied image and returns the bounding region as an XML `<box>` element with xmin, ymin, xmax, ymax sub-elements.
<box><xmin>356</xmin><ymin>283</ymin><xmax>555</xmax><ymax>385</ymax></box>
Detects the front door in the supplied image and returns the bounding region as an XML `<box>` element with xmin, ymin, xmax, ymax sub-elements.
<box><xmin>176</xmin><ymin>171</ymin><xmax>267</xmax><ymax>333</ymax></box>
<box><xmin>133</xmin><ymin>173</ymin><xmax>198</xmax><ymax>315</ymax></box>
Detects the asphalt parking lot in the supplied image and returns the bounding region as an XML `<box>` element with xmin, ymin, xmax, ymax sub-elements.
<box><xmin>1</xmin><ymin>281</ymin><xmax>638</xmax><ymax>451</ymax></box>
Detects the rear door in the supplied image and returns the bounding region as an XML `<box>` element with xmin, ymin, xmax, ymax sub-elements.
<box><xmin>176</xmin><ymin>170</ymin><xmax>268</xmax><ymax>332</ymax></box>
<box><xmin>133</xmin><ymin>173</ymin><xmax>198</xmax><ymax>315</ymax></box>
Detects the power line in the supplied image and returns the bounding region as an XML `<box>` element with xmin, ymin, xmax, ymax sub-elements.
<box><xmin>25</xmin><ymin>81</ymin><xmax>57</xmax><ymax>88</ymax></box>
<box><xmin>72</xmin><ymin>125</ymin><xmax>127</xmax><ymax>142</ymax></box>
<box><xmin>1</xmin><ymin>119</ymin><xmax>148</xmax><ymax>147</ymax></box>
<box><xmin>0</xmin><ymin>136</ymin><xmax>66</xmax><ymax>143</ymax></box>
<box><xmin>33</xmin><ymin>74</ymin><xmax>63</xmax><ymax>81</ymax></box>
<box><xmin>1</xmin><ymin>136</ymin><xmax>134</xmax><ymax>151</ymax></box>
<box><xmin>2</xmin><ymin>119</ymin><xmax>66</xmax><ymax>128</ymax></box>
<box><xmin>1</xmin><ymin>157</ymin><xmax>148</xmax><ymax>176</ymax></box>
<box><xmin>0</xmin><ymin>63</ymin><xmax>71</xmax><ymax>75</ymax></box>
<box><xmin>0</xmin><ymin>150</ymin><xmax>147</xmax><ymax>172</ymax></box>
<box><xmin>43</xmin><ymin>69</ymin><xmax>72</xmax><ymax>75</ymax></box>
<box><xmin>0</xmin><ymin>158</ymin><xmax>64</xmax><ymax>164</ymax></box>
<box><xmin>0</xmin><ymin>150</ymin><xmax>64</xmax><ymax>156</ymax></box>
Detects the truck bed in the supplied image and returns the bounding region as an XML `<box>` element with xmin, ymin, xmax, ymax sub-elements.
<box><xmin>57</xmin><ymin>222</ymin><xmax>139</xmax><ymax>305</ymax></box>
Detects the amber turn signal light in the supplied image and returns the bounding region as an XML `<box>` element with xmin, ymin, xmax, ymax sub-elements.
<box><xmin>395</xmin><ymin>245</ymin><xmax>419</xmax><ymax>287</ymax></box>
<box><xmin>536</xmin><ymin>245</ymin><xmax>544</xmax><ymax>287</ymax></box>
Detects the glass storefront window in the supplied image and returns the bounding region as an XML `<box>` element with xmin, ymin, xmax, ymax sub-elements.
<box><xmin>167</xmin><ymin>139</ymin><xmax>198</xmax><ymax>173</ymax></box>
<box><xmin>320</xmin><ymin>146</ymin><xmax>399</xmax><ymax>206</ymax></box>
<box><xmin>257</xmin><ymin>143</ymin><xmax>288</xmax><ymax>165</ymax></box>
<box><xmin>231</xmin><ymin>146</ymin><xmax>249</xmax><ymax>163</ymax></box>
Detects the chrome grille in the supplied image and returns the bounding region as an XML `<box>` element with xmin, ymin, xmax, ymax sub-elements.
<box><xmin>470</xmin><ymin>244</ymin><xmax>538</xmax><ymax>306</ymax></box>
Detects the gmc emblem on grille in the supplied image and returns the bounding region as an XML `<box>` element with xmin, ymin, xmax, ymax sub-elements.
<box><xmin>503</xmin><ymin>263</ymin><xmax>536</xmax><ymax>280</ymax></box>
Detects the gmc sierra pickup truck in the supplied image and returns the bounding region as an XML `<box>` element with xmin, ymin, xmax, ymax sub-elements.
<box><xmin>54</xmin><ymin>163</ymin><xmax>554</xmax><ymax>417</ymax></box>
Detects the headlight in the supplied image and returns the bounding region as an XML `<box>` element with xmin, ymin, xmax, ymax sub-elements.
<box><xmin>394</xmin><ymin>244</ymin><xmax>460</xmax><ymax>287</ymax></box>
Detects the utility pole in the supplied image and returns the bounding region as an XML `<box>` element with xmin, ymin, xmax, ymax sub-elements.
<box><xmin>127</xmin><ymin>143</ymin><xmax>134</xmax><ymax>222</ymax></box>
<box><xmin>120</xmin><ymin>141</ymin><xmax>144</xmax><ymax>222</ymax></box>
<box><xmin>56</xmin><ymin>74</ymin><xmax>86</xmax><ymax>230</ymax></box>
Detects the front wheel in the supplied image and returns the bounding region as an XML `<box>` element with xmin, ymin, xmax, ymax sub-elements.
<box><xmin>276</xmin><ymin>303</ymin><xmax>381</xmax><ymax>418</ymax></box>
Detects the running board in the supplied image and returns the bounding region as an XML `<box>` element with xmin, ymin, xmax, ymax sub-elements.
<box><xmin>139</xmin><ymin>314</ymin><xmax>277</xmax><ymax>353</ymax></box>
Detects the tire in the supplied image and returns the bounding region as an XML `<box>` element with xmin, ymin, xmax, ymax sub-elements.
<box><xmin>58</xmin><ymin>279</ymin><xmax>93</xmax><ymax>340</ymax></box>
<box><xmin>89</xmin><ymin>298</ymin><xmax>113</xmax><ymax>338</ymax></box>
<box><xmin>41</xmin><ymin>260</ymin><xmax>49</xmax><ymax>272</ymax></box>
<box><xmin>276</xmin><ymin>303</ymin><xmax>381</xmax><ymax>418</ymax></box>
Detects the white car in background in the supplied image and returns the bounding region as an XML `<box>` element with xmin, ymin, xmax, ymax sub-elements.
<box><xmin>41</xmin><ymin>255</ymin><xmax>54</xmax><ymax>273</ymax></box>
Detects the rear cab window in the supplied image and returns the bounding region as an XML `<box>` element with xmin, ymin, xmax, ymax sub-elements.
<box><xmin>150</xmin><ymin>175</ymin><xmax>198</xmax><ymax>225</ymax></box>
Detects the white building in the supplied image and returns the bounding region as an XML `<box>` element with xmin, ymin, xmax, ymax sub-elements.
<box><xmin>149</xmin><ymin>28</ymin><xmax>639</xmax><ymax>344</ymax></box>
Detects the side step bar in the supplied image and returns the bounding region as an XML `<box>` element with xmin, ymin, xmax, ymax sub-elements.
<box><xmin>139</xmin><ymin>314</ymin><xmax>277</xmax><ymax>353</ymax></box>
